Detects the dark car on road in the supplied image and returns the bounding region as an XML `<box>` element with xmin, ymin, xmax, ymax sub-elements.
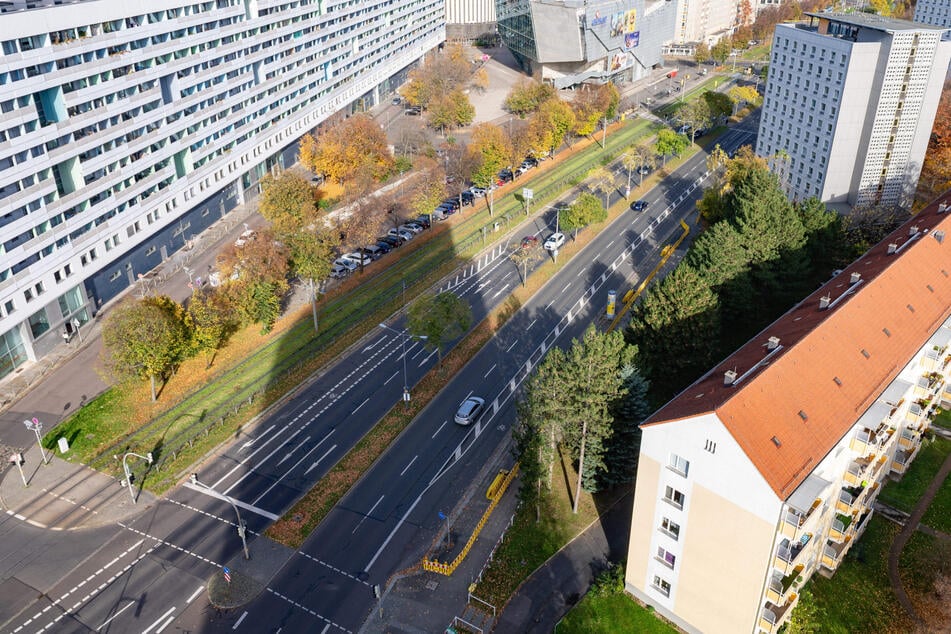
<box><xmin>631</xmin><ymin>200</ymin><xmax>649</xmax><ymax>212</ymax></box>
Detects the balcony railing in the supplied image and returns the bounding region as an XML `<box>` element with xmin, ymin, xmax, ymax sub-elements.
<box><xmin>765</xmin><ymin>564</ymin><xmax>803</xmax><ymax>605</ymax></box>
<box><xmin>774</xmin><ymin>536</ymin><xmax>811</xmax><ymax>574</ymax></box>
<box><xmin>842</xmin><ymin>458</ymin><xmax>871</xmax><ymax>486</ymax></box>
<box><xmin>821</xmin><ymin>538</ymin><xmax>851</xmax><ymax>571</ymax></box>
<box><xmin>780</xmin><ymin>498</ymin><xmax>822</xmax><ymax>539</ymax></box>
<box><xmin>759</xmin><ymin>595</ymin><xmax>797</xmax><ymax>633</ymax></box>
<box><xmin>899</xmin><ymin>429</ymin><xmax>919</xmax><ymax>450</ymax></box>
<box><xmin>836</xmin><ymin>487</ymin><xmax>862</xmax><ymax>514</ymax></box>
<box><xmin>830</xmin><ymin>514</ymin><xmax>852</xmax><ymax>542</ymax></box>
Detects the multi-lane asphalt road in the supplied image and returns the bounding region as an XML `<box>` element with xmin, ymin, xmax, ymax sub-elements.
<box><xmin>1</xmin><ymin>117</ymin><xmax>758</xmax><ymax>634</ymax></box>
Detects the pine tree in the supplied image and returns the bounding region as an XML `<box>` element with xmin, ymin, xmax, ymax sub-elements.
<box><xmin>598</xmin><ymin>364</ymin><xmax>650</xmax><ymax>490</ymax></box>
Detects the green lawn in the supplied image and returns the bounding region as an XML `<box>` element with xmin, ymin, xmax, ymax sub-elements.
<box><xmin>557</xmin><ymin>593</ymin><xmax>677</xmax><ymax>634</ymax></box>
<box><xmin>877</xmin><ymin>436</ymin><xmax>951</xmax><ymax>513</ymax></box>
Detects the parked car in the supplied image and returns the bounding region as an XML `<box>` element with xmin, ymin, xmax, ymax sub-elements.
<box><xmin>404</xmin><ymin>106</ymin><xmax>421</xmax><ymax>116</ymax></box>
<box><xmin>334</xmin><ymin>257</ymin><xmax>358</xmax><ymax>271</ymax></box>
<box><xmin>631</xmin><ymin>200</ymin><xmax>649</xmax><ymax>212</ymax></box>
<box><xmin>469</xmin><ymin>186</ymin><xmax>487</xmax><ymax>197</ymax></box>
<box><xmin>399</xmin><ymin>223</ymin><xmax>423</xmax><ymax>235</ymax></box>
<box><xmin>361</xmin><ymin>244</ymin><xmax>385</xmax><ymax>260</ymax></box>
<box><xmin>498</xmin><ymin>169</ymin><xmax>514</xmax><ymax>184</ymax></box>
<box><xmin>330</xmin><ymin>263</ymin><xmax>351</xmax><ymax>279</ymax></box>
<box><xmin>454</xmin><ymin>396</ymin><xmax>485</xmax><ymax>426</ymax></box>
<box><xmin>391</xmin><ymin>96</ymin><xmax>402</xmax><ymax>105</ymax></box>
<box><xmin>436</xmin><ymin>204</ymin><xmax>456</xmax><ymax>216</ymax></box>
<box><xmin>543</xmin><ymin>232</ymin><xmax>566</xmax><ymax>251</ymax></box>
<box><xmin>441</xmin><ymin>198</ymin><xmax>461</xmax><ymax>211</ymax></box>
<box><xmin>516</xmin><ymin>164</ymin><xmax>531</xmax><ymax>176</ymax></box>
<box><xmin>459</xmin><ymin>190</ymin><xmax>475</xmax><ymax>205</ymax></box>
<box><xmin>378</xmin><ymin>235</ymin><xmax>402</xmax><ymax>248</ymax></box>
<box><xmin>520</xmin><ymin>235</ymin><xmax>539</xmax><ymax>249</ymax></box>
<box><xmin>523</xmin><ymin>156</ymin><xmax>539</xmax><ymax>168</ymax></box>
<box><xmin>637</xmin><ymin>165</ymin><xmax>652</xmax><ymax>175</ymax></box>
<box><xmin>374</xmin><ymin>240</ymin><xmax>394</xmax><ymax>253</ymax></box>
<box><xmin>388</xmin><ymin>228</ymin><xmax>414</xmax><ymax>242</ymax></box>
<box><xmin>342</xmin><ymin>252</ymin><xmax>372</xmax><ymax>267</ymax></box>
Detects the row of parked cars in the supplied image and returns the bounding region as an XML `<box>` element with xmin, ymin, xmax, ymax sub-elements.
<box><xmin>329</xmin><ymin>215</ymin><xmax>433</xmax><ymax>278</ymax></box>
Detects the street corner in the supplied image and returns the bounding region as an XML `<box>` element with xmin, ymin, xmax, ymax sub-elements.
<box><xmin>0</xmin><ymin>445</ymin><xmax>158</xmax><ymax>530</ymax></box>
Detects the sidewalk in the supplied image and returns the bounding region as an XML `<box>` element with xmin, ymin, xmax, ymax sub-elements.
<box><xmin>0</xmin><ymin>444</ymin><xmax>156</xmax><ymax>530</ymax></box>
<box><xmin>0</xmin><ymin>199</ymin><xmax>263</xmax><ymax>453</ymax></box>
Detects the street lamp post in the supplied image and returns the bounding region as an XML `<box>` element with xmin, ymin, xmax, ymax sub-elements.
<box><xmin>118</xmin><ymin>451</ymin><xmax>153</xmax><ymax>504</ymax></box>
<box><xmin>22</xmin><ymin>418</ymin><xmax>49</xmax><ymax>465</ymax></box>
<box><xmin>190</xmin><ymin>474</ymin><xmax>250</xmax><ymax>560</ymax></box>
<box><xmin>378</xmin><ymin>323</ymin><xmax>427</xmax><ymax>409</ymax></box>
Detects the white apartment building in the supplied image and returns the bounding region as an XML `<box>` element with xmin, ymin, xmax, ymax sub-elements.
<box><xmin>446</xmin><ymin>0</ymin><xmax>496</xmax><ymax>40</ymax></box>
<box><xmin>914</xmin><ymin>0</ymin><xmax>951</xmax><ymax>28</ymax></box>
<box><xmin>755</xmin><ymin>13</ymin><xmax>951</xmax><ymax>210</ymax></box>
<box><xmin>669</xmin><ymin>0</ymin><xmax>738</xmax><ymax>46</ymax></box>
<box><xmin>0</xmin><ymin>0</ymin><xmax>444</xmax><ymax>379</ymax></box>
<box><xmin>626</xmin><ymin>191</ymin><xmax>951</xmax><ymax>634</ymax></box>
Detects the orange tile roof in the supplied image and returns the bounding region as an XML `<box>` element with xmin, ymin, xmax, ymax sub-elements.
<box><xmin>643</xmin><ymin>193</ymin><xmax>951</xmax><ymax>499</ymax></box>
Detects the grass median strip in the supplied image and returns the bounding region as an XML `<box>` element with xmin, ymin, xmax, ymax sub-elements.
<box><xmin>266</xmin><ymin>145</ymin><xmax>704</xmax><ymax>548</ymax></box>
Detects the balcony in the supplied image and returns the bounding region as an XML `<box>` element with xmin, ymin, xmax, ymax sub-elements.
<box><xmin>898</xmin><ymin>429</ymin><xmax>920</xmax><ymax>450</ymax></box>
<box><xmin>842</xmin><ymin>458</ymin><xmax>871</xmax><ymax>487</ymax></box>
<box><xmin>850</xmin><ymin>427</ymin><xmax>878</xmax><ymax>455</ymax></box>
<box><xmin>759</xmin><ymin>594</ymin><xmax>797</xmax><ymax>633</ymax></box>
<box><xmin>765</xmin><ymin>565</ymin><xmax>803</xmax><ymax>605</ymax></box>
<box><xmin>836</xmin><ymin>486</ymin><xmax>863</xmax><ymax>515</ymax></box>
<box><xmin>779</xmin><ymin>498</ymin><xmax>822</xmax><ymax>540</ymax></box>
<box><xmin>774</xmin><ymin>535</ymin><xmax>812</xmax><ymax>575</ymax></box>
<box><xmin>829</xmin><ymin>514</ymin><xmax>853</xmax><ymax>542</ymax></box>
<box><xmin>821</xmin><ymin>537</ymin><xmax>851</xmax><ymax>571</ymax></box>
<box><xmin>891</xmin><ymin>448</ymin><xmax>917</xmax><ymax>475</ymax></box>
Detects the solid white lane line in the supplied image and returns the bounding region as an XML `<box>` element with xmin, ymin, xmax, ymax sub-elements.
<box><xmin>383</xmin><ymin>370</ymin><xmax>400</xmax><ymax>385</ymax></box>
<box><xmin>253</xmin><ymin>433</ymin><xmax>335</xmax><ymax>504</ymax></box>
<box><xmin>562</xmin><ymin>282</ymin><xmax>571</xmax><ymax>293</ymax></box>
<box><xmin>277</xmin><ymin>436</ymin><xmax>311</xmax><ymax>466</ymax></box>
<box><xmin>220</xmin><ymin>427</ymin><xmax>303</xmax><ymax>493</ymax></box>
<box><xmin>528</xmin><ymin>318</ymin><xmax>537</xmax><ymax>330</ymax></box>
<box><xmin>352</xmin><ymin>397</ymin><xmax>369</xmax><ymax>414</ymax></box>
<box><xmin>95</xmin><ymin>600</ymin><xmax>135</xmax><ymax>631</ymax></box>
<box><xmin>212</xmin><ymin>425</ymin><xmax>291</xmax><ymax>488</ymax></box>
<box><xmin>352</xmin><ymin>495</ymin><xmax>385</xmax><ymax>534</ymax></box>
<box><xmin>141</xmin><ymin>607</ymin><xmax>176</xmax><ymax>634</ymax></box>
<box><xmin>419</xmin><ymin>349</ymin><xmax>437</xmax><ymax>366</ymax></box>
<box><xmin>304</xmin><ymin>444</ymin><xmax>338</xmax><ymax>475</ymax></box>
<box><xmin>156</xmin><ymin>615</ymin><xmax>176</xmax><ymax>633</ymax></box>
<box><xmin>186</xmin><ymin>586</ymin><xmax>205</xmax><ymax>604</ymax></box>
<box><xmin>577</xmin><ymin>267</ymin><xmax>585</xmax><ymax>277</ymax></box>
<box><xmin>505</xmin><ymin>339</ymin><xmax>518</xmax><ymax>353</ymax></box>
<box><xmin>400</xmin><ymin>455</ymin><xmax>417</xmax><ymax>476</ymax></box>
<box><xmin>484</xmin><ymin>364</ymin><xmax>496</xmax><ymax>379</ymax></box>
<box><xmin>545</xmin><ymin>300</ymin><xmax>554</xmax><ymax>310</ymax></box>
<box><xmin>491</xmin><ymin>283</ymin><xmax>509</xmax><ymax>299</ymax></box>
<box><xmin>432</xmin><ymin>420</ymin><xmax>448</xmax><ymax>439</ymax></box>
<box><xmin>233</xmin><ymin>611</ymin><xmax>248</xmax><ymax>630</ymax></box>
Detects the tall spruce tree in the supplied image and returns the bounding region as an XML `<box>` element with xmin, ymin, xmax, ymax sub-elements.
<box><xmin>597</xmin><ymin>364</ymin><xmax>651</xmax><ymax>490</ymax></box>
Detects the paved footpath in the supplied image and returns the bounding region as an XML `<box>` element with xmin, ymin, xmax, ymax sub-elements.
<box><xmin>887</xmin><ymin>448</ymin><xmax>951</xmax><ymax>624</ymax></box>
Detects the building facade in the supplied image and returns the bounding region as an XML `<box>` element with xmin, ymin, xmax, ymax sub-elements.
<box><xmin>625</xmin><ymin>192</ymin><xmax>951</xmax><ymax>634</ymax></box>
<box><xmin>496</xmin><ymin>0</ymin><xmax>676</xmax><ymax>88</ymax></box>
<box><xmin>669</xmin><ymin>0</ymin><xmax>738</xmax><ymax>46</ymax></box>
<box><xmin>446</xmin><ymin>0</ymin><xmax>496</xmax><ymax>41</ymax></box>
<box><xmin>0</xmin><ymin>0</ymin><xmax>444</xmax><ymax>379</ymax></box>
<box><xmin>755</xmin><ymin>13</ymin><xmax>951</xmax><ymax>210</ymax></box>
<box><xmin>914</xmin><ymin>0</ymin><xmax>951</xmax><ymax>28</ymax></box>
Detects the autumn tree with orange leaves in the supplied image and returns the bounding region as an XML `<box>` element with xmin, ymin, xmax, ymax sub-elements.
<box><xmin>298</xmin><ymin>114</ymin><xmax>393</xmax><ymax>184</ymax></box>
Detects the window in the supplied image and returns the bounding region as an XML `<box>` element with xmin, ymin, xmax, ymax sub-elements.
<box><xmin>660</xmin><ymin>517</ymin><xmax>680</xmax><ymax>540</ymax></box>
<box><xmin>652</xmin><ymin>575</ymin><xmax>671</xmax><ymax>597</ymax></box>
<box><xmin>664</xmin><ymin>486</ymin><xmax>685</xmax><ymax>510</ymax></box>
<box><xmin>656</xmin><ymin>547</ymin><xmax>676</xmax><ymax>569</ymax></box>
<box><xmin>28</xmin><ymin>308</ymin><xmax>50</xmax><ymax>338</ymax></box>
<box><xmin>668</xmin><ymin>454</ymin><xmax>689</xmax><ymax>477</ymax></box>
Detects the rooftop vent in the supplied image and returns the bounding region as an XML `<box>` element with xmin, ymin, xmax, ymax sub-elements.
<box><xmin>887</xmin><ymin>243</ymin><xmax>898</xmax><ymax>254</ymax></box>
<box><xmin>767</xmin><ymin>336</ymin><xmax>780</xmax><ymax>350</ymax></box>
<box><xmin>934</xmin><ymin>231</ymin><xmax>945</xmax><ymax>244</ymax></box>
<box><xmin>819</xmin><ymin>295</ymin><xmax>831</xmax><ymax>309</ymax></box>
<box><xmin>909</xmin><ymin>225</ymin><xmax>919</xmax><ymax>236</ymax></box>
<box><xmin>724</xmin><ymin>369</ymin><xmax>737</xmax><ymax>386</ymax></box>
<box><xmin>938</xmin><ymin>203</ymin><xmax>947</xmax><ymax>213</ymax></box>
<box><xmin>771</xmin><ymin>436</ymin><xmax>782</xmax><ymax>448</ymax></box>
<box><xmin>850</xmin><ymin>272</ymin><xmax>861</xmax><ymax>284</ymax></box>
